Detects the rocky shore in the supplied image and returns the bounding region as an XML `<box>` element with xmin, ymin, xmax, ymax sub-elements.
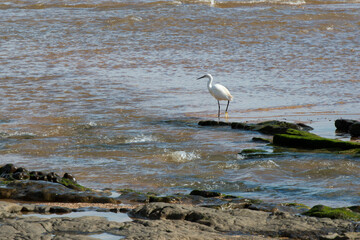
<box><xmin>0</xmin><ymin>199</ymin><xmax>360</xmax><ymax>240</ymax></box>
<box><xmin>0</xmin><ymin>170</ymin><xmax>359</xmax><ymax>240</ymax></box>
<box><xmin>1</xmin><ymin>119</ymin><xmax>360</xmax><ymax>239</ymax></box>
<box><xmin>0</xmin><ymin>199</ymin><xmax>359</xmax><ymax>240</ymax></box>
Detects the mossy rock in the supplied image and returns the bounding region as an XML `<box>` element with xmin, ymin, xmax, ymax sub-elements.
<box><xmin>273</xmin><ymin>129</ymin><xmax>360</xmax><ymax>150</ymax></box>
<box><xmin>303</xmin><ymin>205</ymin><xmax>360</xmax><ymax>221</ymax></box>
<box><xmin>59</xmin><ymin>178</ymin><xmax>90</xmax><ymax>191</ymax></box>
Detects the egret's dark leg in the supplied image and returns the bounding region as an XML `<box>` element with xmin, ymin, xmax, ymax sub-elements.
<box><xmin>217</xmin><ymin>100</ymin><xmax>220</xmax><ymax>120</ymax></box>
<box><xmin>225</xmin><ymin>100</ymin><xmax>230</xmax><ymax>113</ymax></box>
<box><xmin>225</xmin><ymin>100</ymin><xmax>230</xmax><ymax>119</ymax></box>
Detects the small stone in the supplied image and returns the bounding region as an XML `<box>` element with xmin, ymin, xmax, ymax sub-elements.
<box><xmin>49</xmin><ymin>206</ymin><xmax>72</xmax><ymax>214</ymax></box>
<box><xmin>335</xmin><ymin>119</ymin><xmax>358</xmax><ymax>132</ymax></box>
<box><xmin>35</xmin><ymin>205</ymin><xmax>52</xmax><ymax>213</ymax></box>
<box><xmin>47</xmin><ymin>172</ymin><xmax>61</xmax><ymax>183</ymax></box>
<box><xmin>0</xmin><ymin>164</ymin><xmax>17</xmax><ymax>175</ymax></box>
<box><xmin>21</xmin><ymin>204</ymin><xmax>36</xmax><ymax>212</ymax></box>
<box><xmin>189</xmin><ymin>190</ymin><xmax>221</xmax><ymax>198</ymax></box>
<box><xmin>14</xmin><ymin>167</ymin><xmax>27</xmax><ymax>173</ymax></box>
<box><xmin>63</xmin><ymin>173</ymin><xmax>77</xmax><ymax>183</ymax></box>
<box><xmin>13</xmin><ymin>171</ymin><xmax>30</xmax><ymax>180</ymax></box>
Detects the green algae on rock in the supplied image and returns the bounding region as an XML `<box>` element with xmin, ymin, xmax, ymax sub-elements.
<box><xmin>59</xmin><ymin>177</ymin><xmax>90</xmax><ymax>191</ymax></box>
<box><xmin>273</xmin><ymin>129</ymin><xmax>360</xmax><ymax>150</ymax></box>
<box><xmin>304</xmin><ymin>205</ymin><xmax>360</xmax><ymax>221</ymax></box>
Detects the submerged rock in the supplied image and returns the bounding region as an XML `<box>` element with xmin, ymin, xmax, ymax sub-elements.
<box><xmin>240</xmin><ymin>149</ymin><xmax>267</xmax><ymax>154</ymax></box>
<box><xmin>198</xmin><ymin>120</ymin><xmax>230</xmax><ymax>126</ymax></box>
<box><xmin>335</xmin><ymin>119</ymin><xmax>360</xmax><ymax>137</ymax></box>
<box><xmin>0</xmin><ymin>164</ymin><xmax>17</xmax><ymax>178</ymax></box>
<box><xmin>349</xmin><ymin>122</ymin><xmax>360</xmax><ymax>137</ymax></box>
<box><xmin>252</xmin><ymin>137</ymin><xmax>271</xmax><ymax>143</ymax></box>
<box><xmin>335</xmin><ymin>119</ymin><xmax>358</xmax><ymax>132</ymax></box>
<box><xmin>190</xmin><ymin>190</ymin><xmax>221</xmax><ymax>198</ymax></box>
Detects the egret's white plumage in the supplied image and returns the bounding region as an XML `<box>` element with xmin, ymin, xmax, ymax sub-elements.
<box><xmin>197</xmin><ymin>73</ymin><xmax>233</xmax><ymax>120</ymax></box>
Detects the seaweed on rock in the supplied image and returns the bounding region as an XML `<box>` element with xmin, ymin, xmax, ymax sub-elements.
<box><xmin>273</xmin><ymin>129</ymin><xmax>360</xmax><ymax>150</ymax></box>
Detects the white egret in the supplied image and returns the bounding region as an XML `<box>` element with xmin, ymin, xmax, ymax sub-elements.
<box><xmin>197</xmin><ymin>73</ymin><xmax>233</xmax><ymax>120</ymax></box>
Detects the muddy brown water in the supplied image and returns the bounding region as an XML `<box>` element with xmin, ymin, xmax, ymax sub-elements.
<box><xmin>0</xmin><ymin>0</ymin><xmax>359</xmax><ymax>207</ymax></box>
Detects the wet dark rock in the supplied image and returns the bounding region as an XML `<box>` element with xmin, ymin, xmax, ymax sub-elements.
<box><xmin>238</xmin><ymin>149</ymin><xmax>282</xmax><ymax>159</ymax></box>
<box><xmin>231</xmin><ymin>120</ymin><xmax>313</xmax><ymax>135</ymax></box>
<box><xmin>252</xmin><ymin>121</ymin><xmax>313</xmax><ymax>135</ymax></box>
<box><xmin>349</xmin><ymin>122</ymin><xmax>360</xmax><ymax>137</ymax></box>
<box><xmin>335</xmin><ymin>119</ymin><xmax>360</xmax><ymax>137</ymax></box>
<box><xmin>47</xmin><ymin>172</ymin><xmax>61</xmax><ymax>183</ymax></box>
<box><xmin>14</xmin><ymin>167</ymin><xmax>27</xmax><ymax>173</ymax></box>
<box><xmin>190</xmin><ymin>190</ymin><xmax>221</xmax><ymax>198</ymax></box>
<box><xmin>0</xmin><ymin>164</ymin><xmax>17</xmax><ymax>176</ymax></box>
<box><xmin>49</xmin><ymin>206</ymin><xmax>72</xmax><ymax>214</ymax></box>
<box><xmin>200</xmin><ymin>120</ymin><xmax>314</xmax><ymax>138</ymax></box>
<box><xmin>230</xmin><ymin>122</ymin><xmax>253</xmax><ymax>130</ymax></box>
<box><xmin>335</xmin><ymin>119</ymin><xmax>358</xmax><ymax>132</ymax></box>
<box><xmin>13</xmin><ymin>171</ymin><xmax>30</xmax><ymax>180</ymax></box>
<box><xmin>29</xmin><ymin>171</ymin><xmax>40</xmax><ymax>180</ymax></box>
<box><xmin>240</xmin><ymin>149</ymin><xmax>267</xmax><ymax>154</ymax></box>
<box><xmin>252</xmin><ymin>137</ymin><xmax>271</xmax><ymax>143</ymax></box>
<box><xmin>63</xmin><ymin>173</ymin><xmax>77</xmax><ymax>183</ymax></box>
<box><xmin>198</xmin><ymin>120</ymin><xmax>230</xmax><ymax>126</ymax></box>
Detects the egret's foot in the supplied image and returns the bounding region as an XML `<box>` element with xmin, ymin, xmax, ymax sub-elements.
<box><xmin>225</xmin><ymin>111</ymin><xmax>229</xmax><ymax>120</ymax></box>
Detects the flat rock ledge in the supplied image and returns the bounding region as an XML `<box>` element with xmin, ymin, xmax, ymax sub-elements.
<box><xmin>0</xmin><ymin>201</ymin><xmax>359</xmax><ymax>240</ymax></box>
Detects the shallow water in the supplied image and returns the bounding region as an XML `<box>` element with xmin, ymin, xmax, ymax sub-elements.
<box><xmin>0</xmin><ymin>0</ymin><xmax>359</xmax><ymax>207</ymax></box>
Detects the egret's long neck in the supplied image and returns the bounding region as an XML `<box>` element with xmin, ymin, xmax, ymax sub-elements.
<box><xmin>207</xmin><ymin>76</ymin><xmax>213</xmax><ymax>91</ymax></box>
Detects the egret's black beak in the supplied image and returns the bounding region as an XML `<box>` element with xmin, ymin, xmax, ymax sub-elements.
<box><xmin>197</xmin><ymin>75</ymin><xmax>206</xmax><ymax>80</ymax></box>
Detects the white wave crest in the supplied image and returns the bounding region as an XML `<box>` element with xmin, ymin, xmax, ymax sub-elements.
<box><xmin>125</xmin><ymin>134</ymin><xmax>158</xmax><ymax>143</ymax></box>
<box><xmin>164</xmin><ymin>150</ymin><xmax>200</xmax><ymax>162</ymax></box>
